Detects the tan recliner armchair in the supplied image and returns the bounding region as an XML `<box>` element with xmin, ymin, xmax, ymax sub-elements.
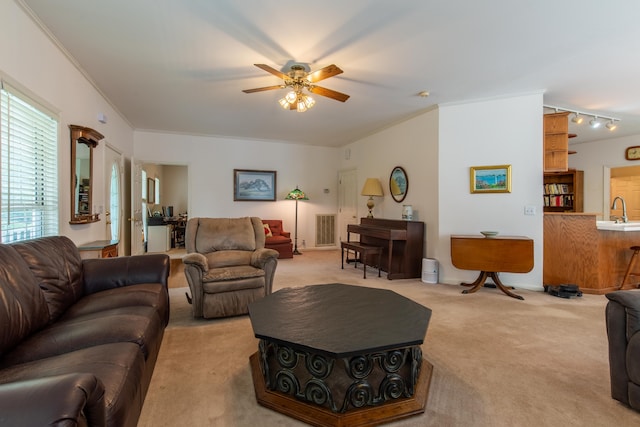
<box><xmin>183</xmin><ymin>217</ymin><xmax>279</xmax><ymax>319</ymax></box>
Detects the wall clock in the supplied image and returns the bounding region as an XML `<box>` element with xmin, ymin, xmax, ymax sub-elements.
<box><xmin>626</xmin><ymin>146</ymin><xmax>640</xmax><ymax>160</ymax></box>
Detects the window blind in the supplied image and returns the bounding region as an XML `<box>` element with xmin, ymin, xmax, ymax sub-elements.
<box><xmin>1</xmin><ymin>81</ymin><xmax>59</xmax><ymax>242</ymax></box>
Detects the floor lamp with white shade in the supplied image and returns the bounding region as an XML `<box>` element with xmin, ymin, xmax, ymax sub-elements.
<box><xmin>285</xmin><ymin>186</ymin><xmax>309</xmax><ymax>255</ymax></box>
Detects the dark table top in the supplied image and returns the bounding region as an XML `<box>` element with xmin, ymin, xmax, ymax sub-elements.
<box><xmin>248</xmin><ymin>283</ymin><xmax>431</xmax><ymax>358</ymax></box>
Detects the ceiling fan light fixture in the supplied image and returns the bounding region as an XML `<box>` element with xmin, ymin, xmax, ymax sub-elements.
<box><xmin>285</xmin><ymin>91</ymin><xmax>297</xmax><ymax>104</ymax></box>
<box><xmin>304</xmin><ymin>95</ymin><xmax>315</xmax><ymax>109</ymax></box>
<box><xmin>296</xmin><ymin>96</ymin><xmax>308</xmax><ymax>113</ymax></box>
<box><xmin>278</xmin><ymin>97</ymin><xmax>291</xmax><ymax>109</ymax></box>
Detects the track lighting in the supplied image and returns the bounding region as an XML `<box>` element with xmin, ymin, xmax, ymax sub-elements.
<box><xmin>571</xmin><ymin>113</ymin><xmax>583</xmax><ymax>124</ymax></box>
<box><xmin>544</xmin><ymin>105</ymin><xmax>620</xmax><ymax>132</ymax></box>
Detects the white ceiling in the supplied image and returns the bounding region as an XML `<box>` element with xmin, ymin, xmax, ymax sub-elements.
<box><xmin>18</xmin><ymin>0</ymin><xmax>640</xmax><ymax>147</ymax></box>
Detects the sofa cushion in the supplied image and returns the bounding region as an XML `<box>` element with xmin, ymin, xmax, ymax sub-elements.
<box><xmin>0</xmin><ymin>245</ymin><xmax>50</xmax><ymax>357</ymax></box>
<box><xmin>0</xmin><ymin>342</ymin><xmax>145</xmax><ymax>427</ymax></box>
<box><xmin>0</xmin><ymin>306</ymin><xmax>163</xmax><ymax>368</ymax></box>
<box><xmin>61</xmin><ymin>283</ymin><xmax>169</xmax><ymax>327</ymax></box>
<box><xmin>11</xmin><ymin>236</ymin><xmax>84</xmax><ymax>322</ymax></box>
<box><xmin>195</xmin><ymin>217</ymin><xmax>256</xmax><ymax>252</ymax></box>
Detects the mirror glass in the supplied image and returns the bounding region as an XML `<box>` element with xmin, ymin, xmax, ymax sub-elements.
<box><xmin>69</xmin><ymin>125</ymin><xmax>103</xmax><ymax>224</ymax></box>
<box><xmin>389</xmin><ymin>166</ymin><xmax>408</xmax><ymax>202</ymax></box>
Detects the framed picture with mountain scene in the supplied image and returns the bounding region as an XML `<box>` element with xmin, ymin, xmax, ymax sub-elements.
<box><xmin>234</xmin><ymin>169</ymin><xmax>277</xmax><ymax>201</ymax></box>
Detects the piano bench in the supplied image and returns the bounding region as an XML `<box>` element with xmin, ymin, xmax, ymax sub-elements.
<box><xmin>341</xmin><ymin>242</ymin><xmax>383</xmax><ymax>279</ymax></box>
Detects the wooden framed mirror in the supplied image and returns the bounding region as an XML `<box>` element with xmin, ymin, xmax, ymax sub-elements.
<box><xmin>389</xmin><ymin>166</ymin><xmax>409</xmax><ymax>203</ymax></box>
<box><xmin>69</xmin><ymin>125</ymin><xmax>103</xmax><ymax>224</ymax></box>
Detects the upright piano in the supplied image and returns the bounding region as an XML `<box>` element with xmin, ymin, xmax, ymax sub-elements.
<box><xmin>347</xmin><ymin>217</ymin><xmax>425</xmax><ymax>280</ymax></box>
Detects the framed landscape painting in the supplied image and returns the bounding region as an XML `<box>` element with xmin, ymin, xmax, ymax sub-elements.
<box><xmin>470</xmin><ymin>165</ymin><xmax>511</xmax><ymax>193</ymax></box>
<box><xmin>234</xmin><ymin>169</ymin><xmax>276</xmax><ymax>201</ymax></box>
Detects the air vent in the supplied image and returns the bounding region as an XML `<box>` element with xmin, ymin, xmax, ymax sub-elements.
<box><xmin>315</xmin><ymin>214</ymin><xmax>336</xmax><ymax>246</ymax></box>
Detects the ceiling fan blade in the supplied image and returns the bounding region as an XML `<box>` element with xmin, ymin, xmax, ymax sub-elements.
<box><xmin>254</xmin><ymin>64</ymin><xmax>288</xmax><ymax>80</ymax></box>
<box><xmin>306</xmin><ymin>64</ymin><xmax>343</xmax><ymax>83</ymax></box>
<box><xmin>308</xmin><ymin>86</ymin><xmax>350</xmax><ymax>102</ymax></box>
<box><xmin>242</xmin><ymin>85</ymin><xmax>284</xmax><ymax>93</ymax></box>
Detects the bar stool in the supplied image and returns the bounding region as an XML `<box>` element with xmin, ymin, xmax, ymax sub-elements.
<box><xmin>620</xmin><ymin>246</ymin><xmax>640</xmax><ymax>290</ymax></box>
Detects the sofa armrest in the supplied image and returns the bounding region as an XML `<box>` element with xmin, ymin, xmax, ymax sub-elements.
<box><xmin>0</xmin><ymin>373</ymin><xmax>105</xmax><ymax>427</ymax></box>
<box><xmin>182</xmin><ymin>252</ymin><xmax>209</xmax><ymax>271</ymax></box>
<box><xmin>606</xmin><ymin>290</ymin><xmax>640</xmax><ymax>405</ymax></box>
<box><xmin>82</xmin><ymin>254</ymin><xmax>170</xmax><ymax>295</ymax></box>
<box><xmin>606</xmin><ymin>290</ymin><xmax>640</xmax><ymax>338</ymax></box>
<box><xmin>280</xmin><ymin>231</ymin><xmax>291</xmax><ymax>238</ymax></box>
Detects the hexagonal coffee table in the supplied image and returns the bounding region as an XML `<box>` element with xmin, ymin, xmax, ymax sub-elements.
<box><xmin>248</xmin><ymin>283</ymin><xmax>433</xmax><ymax>427</ymax></box>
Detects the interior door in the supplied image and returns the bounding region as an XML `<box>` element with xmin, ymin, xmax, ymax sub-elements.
<box><xmin>130</xmin><ymin>158</ymin><xmax>144</xmax><ymax>255</ymax></box>
<box><xmin>104</xmin><ymin>144</ymin><xmax>123</xmax><ymax>248</ymax></box>
<box><xmin>338</xmin><ymin>169</ymin><xmax>358</xmax><ymax>242</ymax></box>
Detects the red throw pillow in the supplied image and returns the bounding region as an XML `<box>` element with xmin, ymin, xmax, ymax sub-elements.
<box><xmin>263</xmin><ymin>223</ymin><xmax>273</xmax><ymax>237</ymax></box>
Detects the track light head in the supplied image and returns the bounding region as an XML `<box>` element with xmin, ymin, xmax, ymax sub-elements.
<box><xmin>590</xmin><ymin>117</ymin><xmax>601</xmax><ymax>128</ymax></box>
<box><xmin>571</xmin><ymin>113</ymin><xmax>583</xmax><ymax>124</ymax></box>
<box><xmin>606</xmin><ymin>120</ymin><xmax>617</xmax><ymax>131</ymax></box>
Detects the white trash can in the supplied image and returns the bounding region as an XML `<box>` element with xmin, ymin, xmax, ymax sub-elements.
<box><xmin>421</xmin><ymin>258</ymin><xmax>438</xmax><ymax>284</ymax></box>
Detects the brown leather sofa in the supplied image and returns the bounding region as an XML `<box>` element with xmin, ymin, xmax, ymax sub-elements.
<box><xmin>183</xmin><ymin>217</ymin><xmax>279</xmax><ymax>318</ymax></box>
<box><xmin>263</xmin><ymin>219</ymin><xmax>293</xmax><ymax>259</ymax></box>
<box><xmin>606</xmin><ymin>290</ymin><xmax>640</xmax><ymax>411</ymax></box>
<box><xmin>0</xmin><ymin>236</ymin><xmax>170</xmax><ymax>427</ymax></box>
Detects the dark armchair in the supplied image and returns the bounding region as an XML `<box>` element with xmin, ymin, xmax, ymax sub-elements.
<box><xmin>606</xmin><ymin>290</ymin><xmax>640</xmax><ymax>411</ymax></box>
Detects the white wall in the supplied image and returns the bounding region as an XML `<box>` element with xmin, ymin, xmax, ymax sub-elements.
<box><xmin>1</xmin><ymin>1</ymin><xmax>135</xmax><ymax>245</ymax></box>
<box><xmin>134</xmin><ymin>131</ymin><xmax>341</xmax><ymax>248</ymax></box>
<box><xmin>569</xmin><ymin>134</ymin><xmax>640</xmax><ymax>216</ymax></box>
<box><xmin>438</xmin><ymin>94</ymin><xmax>544</xmax><ymax>289</ymax></box>
<box><xmin>341</xmin><ymin>94</ymin><xmax>544</xmax><ymax>290</ymax></box>
<box><xmin>339</xmin><ymin>107</ymin><xmax>439</xmax><ymax>256</ymax></box>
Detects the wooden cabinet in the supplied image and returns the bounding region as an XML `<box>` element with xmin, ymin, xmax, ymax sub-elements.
<box><xmin>543</xmin><ymin>169</ymin><xmax>583</xmax><ymax>212</ymax></box>
<box><xmin>544</xmin><ymin>213</ymin><xmax>640</xmax><ymax>294</ymax></box>
<box><xmin>544</xmin><ymin>112</ymin><xmax>569</xmax><ymax>172</ymax></box>
<box><xmin>78</xmin><ymin>240</ymin><xmax>118</xmax><ymax>259</ymax></box>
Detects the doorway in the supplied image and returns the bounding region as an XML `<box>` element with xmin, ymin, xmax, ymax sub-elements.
<box><xmin>141</xmin><ymin>163</ymin><xmax>188</xmax><ymax>253</ymax></box>
<box><xmin>337</xmin><ymin>169</ymin><xmax>358</xmax><ymax>242</ymax></box>
<box><xmin>105</xmin><ymin>144</ymin><xmax>123</xmax><ymax>253</ymax></box>
<box><xmin>610</xmin><ymin>165</ymin><xmax>640</xmax><ymax>220</ymax></box>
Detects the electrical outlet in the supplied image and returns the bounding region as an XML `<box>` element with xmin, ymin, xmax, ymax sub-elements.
<box><xmin>524</xmin><ymin>205</ymin><xmax>536</xmax><ymax>216</ymax></box>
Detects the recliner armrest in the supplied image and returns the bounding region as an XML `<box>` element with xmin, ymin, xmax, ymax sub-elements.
<box><xmin>0</xmin><ymin>373</ymin><xmax>105</xmax><ymax>426</ymax></box>
<box><xmin>251</xmin><ymin>248</ymin><xmax>279</xmax><ymax>268</ymax></box>
<box><xmin>82</xmin><ymin>254</ymin><xmax>170</xmax><ymax>295</ymax></box>
<box><xmin>606</xmin><ymin>290</ymin><xmax>640</xmax><ymax>338</ymax></box>
<box><xmin>182</xmin><ymin>252</ymin><xmax>209</xmax><ymax>271</ymax></box>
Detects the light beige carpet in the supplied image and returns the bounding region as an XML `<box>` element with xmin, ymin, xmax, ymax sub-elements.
<box><xmin>139</xmin><ymin>250</ymin><xmax>640</xmax><ymax>426</ymax></box>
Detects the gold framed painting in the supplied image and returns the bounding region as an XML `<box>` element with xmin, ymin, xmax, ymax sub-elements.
<box><xmin>470</xmin><ymin>165</ymin><xmax>511</xmax><ymax>193</ymax></box>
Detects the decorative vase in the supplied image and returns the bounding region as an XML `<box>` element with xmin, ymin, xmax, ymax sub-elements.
<box><xmin>402</xmin><ymin>205</ymin><xmax>413</xmax><ymax>220</ymax></box>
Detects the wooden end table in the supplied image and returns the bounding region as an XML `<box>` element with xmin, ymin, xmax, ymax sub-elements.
<box><xmin>450</xmin><ymin>235</ymin><xmax>534</xmax><ymax>300</ymax></box>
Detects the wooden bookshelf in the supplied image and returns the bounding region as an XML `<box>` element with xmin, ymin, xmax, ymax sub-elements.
<box><xmin>543</xmin><ymin>169</ymin><xmax>584</xmax><ymax>212</ymax></box>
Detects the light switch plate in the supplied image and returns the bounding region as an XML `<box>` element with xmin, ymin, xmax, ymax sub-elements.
<box><xmin>524</xmin><ymin>205</ymin><xmax>536</xmax><ymax>215</ymax></box>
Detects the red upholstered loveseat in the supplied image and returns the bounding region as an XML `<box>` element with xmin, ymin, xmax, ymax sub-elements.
<box><xmin>262</xmin><ymin>219</ymin><xmax>293</xmax><ymax>259</ymax></box>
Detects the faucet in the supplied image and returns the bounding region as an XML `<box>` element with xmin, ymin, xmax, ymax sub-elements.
<box><xmin>612</xmin><ymin>196</ymin><xmax>628</xmax><ymax>223</ymax></box>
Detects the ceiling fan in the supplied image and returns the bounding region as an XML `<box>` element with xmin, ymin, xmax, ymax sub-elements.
<box><xmin>242</xmin><ymin>63</ymin><xmax>350</xmax><ymax>112</ymax></box>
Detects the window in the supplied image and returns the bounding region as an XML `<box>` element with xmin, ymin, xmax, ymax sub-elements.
<box><xmin>1</xmin><ymin>81</ymin><xmax>59</xmax><ymax>243</ymax></box>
